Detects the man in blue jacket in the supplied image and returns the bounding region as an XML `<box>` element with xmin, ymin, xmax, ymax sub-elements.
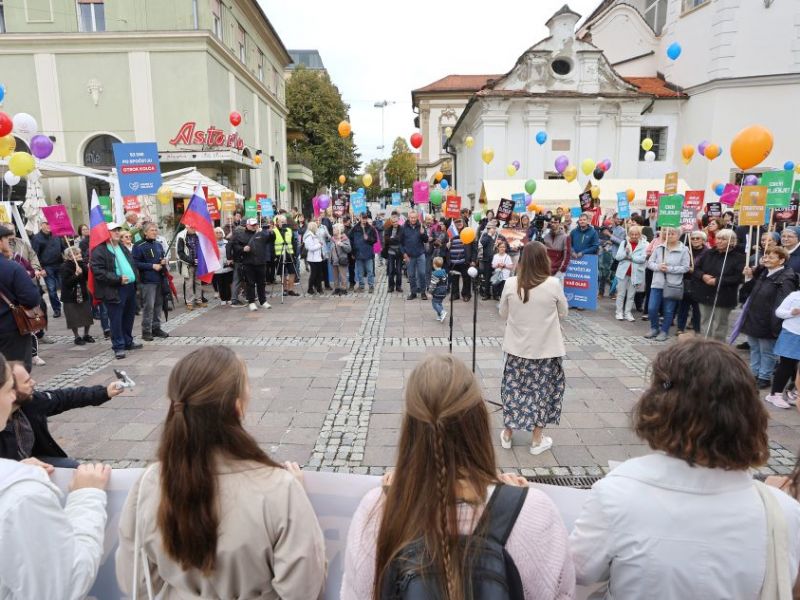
<box><xmin>569</xmin><ymin>213</ymin><xmax>600</xmax><ymax>259</ymax></box>
<box><xmin>31</xmin><ymin>221</ymin><xmax>66</xmax><ymax>318</ymax></box>
<box><xmin>349</xmin><ymin>213</ymin><xmax>377</xmax><ymax>293</ymax></box>
<box><xmin>401</xmin><ymin>210</ymin><xmax>429</xmax><ymax>300</ymax></box>
<box><xmin>132</xmin><ymin>222</ymin><xmax>170</xmax><ymax>341</ymax></box>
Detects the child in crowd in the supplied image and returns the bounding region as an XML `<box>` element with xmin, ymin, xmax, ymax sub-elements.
<box><xmin>491</xmin><ymin>241</ymin><xmax>513</xmax><ymax>300</ymax></box>
<box><xmin>597</xmin><ymin>228</ymin><xmax>615</xmax><ymax>298</ymax></box>
<box><xmin>429</xmin><ymin>256</ymin><xmax>449</xmax><ymax>322</ymax></box>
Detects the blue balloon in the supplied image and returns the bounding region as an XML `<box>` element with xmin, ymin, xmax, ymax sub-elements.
<box><xmin>535</xmin><ymin>131</ymin><xmax>547</xmax><ymax>146</ymax></box>
<box><xmin>0</xmin><ymin>85</ymin><xmax>6</xmax><ymax>104</ymax></box>
<box><xmin>440</xmin><ymin>179</ymin><xmax>449</xmax><ymax>190</ymax></box>
<box><xmin>714</xmin><ymin>183</ymin><xmax>725</xmax><ymax>196</ymax></box>
<box><xmin>667</xmin><ymin>42</ymin><xmax>682</xmax><ymax>61</ymax></box>
<box><xmin>785</xmin><ymin>161</ymin><xmax>795</xmax><ymax>171</ymax></box>
<box><xmin>357</xmin><ymin>187</ymin><xmax>365</xmax><ymax>195</ymax></box>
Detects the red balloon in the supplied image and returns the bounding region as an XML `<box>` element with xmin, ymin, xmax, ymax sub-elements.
<box><xmin>598</xmin><ymin>162</ymin><xmax>608</xmax><ymax>172</ymax></box>
<box><xmin>410</xmin><ymin>132</ymin><xmax>423</xmax><ymax>149</ymax></box>
<box><xmin>0</xmin><ymin>113</ymin><xmax>12</xmax><ymax>137</ymax></box>
<box><xmin>229</xmin><ymin>111</ymin><xmax>242</xmax><ymax>127</ymax></box>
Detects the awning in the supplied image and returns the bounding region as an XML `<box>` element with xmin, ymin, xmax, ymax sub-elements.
<box><xmin>161</xmin><ymin>167</ymin><xmax>244</xmax><ymax>200</ymax></box>
<box><xmin>158</xmin><ymin>149</ymin><xmax>256</xmax><ymax>169</ymax></box>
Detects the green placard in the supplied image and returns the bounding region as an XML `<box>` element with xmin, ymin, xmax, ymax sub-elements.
<box><xmin>657</xmin><ymin>194</ymin><xmax>683</xmax><ymax>228</ymax></box>
<box><xmin>762</xmin><ymin>170</ymin><xmax>794</xmax><ymax>209</ymax></box>
<box><xmin>244</xmin><ymin>200</ymin><xmax>257</xmax><ymax>219</ymax></box>
<box><xmin>98</xmin><ymin>195</ymin><xmax>113</xmax><ymax>222</ymax></box>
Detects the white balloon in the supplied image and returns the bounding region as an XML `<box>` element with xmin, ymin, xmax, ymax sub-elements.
<box><xmin>4</xmin><ymin>171</ymin><xmax>20</xmax><ymax>186</ymax></box>
<box><xmin>12</xmin><ymin>112</ymin><xmax>38</xmax><ymax>139</ymax></box>
<box><xmin>467</xmin><ymin>266</ymin><xmax>479</xmax><ymax>279</ymax></box>
<box><xmin>27</xmin><ymin>168</ymin><xmax>41</xmax><ymax>183</ymax></box>
<box><xmin>644</xmin><ymin>151</ymin><xmax>656</xmax><ymax>163</ymax></box>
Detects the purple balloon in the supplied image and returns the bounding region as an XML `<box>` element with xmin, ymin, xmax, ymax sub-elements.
<box><xmin>602</xmin><ymin>159</ymin><xmax>612</xmax><ymax>171</ymax></box>
<box><xmin>318</xmin><ymin>194</ymin><xmax>331</xmax><ymax>209</ymax></box>
<box><xmin>30</xmin><ymin>134</ymin><xmax>53</xmax><ymax>160</ymax></box>
<box><xmin>512</xmin><ymin>160</ymin><xmax>520</xmax><ymax>171</ymax></box>
<box><xmin>554</xmin><ymin>155</ymin><xmax>569</xmax><ymax>174</ymax></box>
<box><xmin>697</xmin><ymin>140</ymin><xmax>709</xmax><ymax>157</ymax></box>
<box><xmin>743</xmin><ymin>174</ymin><xmax>759</xmax><ymax>186</ymax></box>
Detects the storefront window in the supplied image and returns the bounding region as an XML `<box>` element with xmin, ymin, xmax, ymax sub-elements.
<box><xmin>77</xmin><ymin>0</ymin><xmax>105</xmax><ymax>33</ymax></box>
<box><xmin>83</xmin><ymin>134</ymin><xmax>120</xmax><ymax>207</ymax></box>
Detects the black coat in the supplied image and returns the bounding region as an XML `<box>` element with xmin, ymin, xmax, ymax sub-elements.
<box><xmin>31</xmin><ymin>232</ymin><xmax>66</xmax><ymax>267</ymax></box>
<box><xmin>90</xmin><ymin>243</ymin><xmax>135</xmax><ymax>303</ymax></box>
<box><xmin>0</xmin><ymin>385</ymin><xmax>110</xmax><ymax>460</ymax></box>
<box><xmin>741</xmin><ymin>266</ymin><xmax>798</xmax><ymax>339</ymax></box>
<box><xmin>231</xmin><ymin>227</ymin><xmax>274</xmax><ymax>265</ymax></box>
<box><xmin>59</xmin><ymin>259</ymin><xmax>89</xmax><ymax>304</ymax></box>
<box><xmin>691</xmin><ymin>247</ymin><xmax>746</xmax><ymax>308</ymax></box>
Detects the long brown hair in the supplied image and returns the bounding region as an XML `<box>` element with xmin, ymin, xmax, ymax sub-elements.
<box><xmin>156</xmin><ymin>346</ymin><xmax>281</xmax><ymax>574</ymax></box>
<box><xmin>373</xmin><ymin>355</ymin><xmax>497</xmax><ymax>599</ymax></box>
<box><xmin>516</xmin><ymin>241</ymin><xmax>552</xmax><ymax>303</ymax></box>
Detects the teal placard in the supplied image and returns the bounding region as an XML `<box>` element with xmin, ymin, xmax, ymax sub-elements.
<box><xmin>657</xmin><ymin>194</ymin><xmax>682</xmax><ymax>228</ymax></box>
<box><xmin>762</xmin><ymin>170</ymin><xmax>793</xmax><ymax>209</ymax></box>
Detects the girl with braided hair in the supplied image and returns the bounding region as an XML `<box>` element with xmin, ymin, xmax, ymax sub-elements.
<box><xmin>341</xmin><ymin>354</ymin><xmax>574</xmax><ymax>599</ymax></box>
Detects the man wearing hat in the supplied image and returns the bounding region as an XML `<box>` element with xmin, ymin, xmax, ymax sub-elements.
<box><xmin>231</xmin><ymin>217</ymin><xmax>273</xmax><ymax>310</ymax></box>
<box><xmin>90</xmin><ymin>221</ymin><xmax>141</xmax><ymax>359</ymax></box>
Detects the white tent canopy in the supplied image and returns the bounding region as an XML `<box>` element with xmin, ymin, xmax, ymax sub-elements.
<box><xmin>162</xmin><ymin>167</ymin><xmax>243</xmax><ymax>200</ymax></box>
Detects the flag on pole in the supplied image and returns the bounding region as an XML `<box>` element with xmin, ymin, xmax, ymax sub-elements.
<box><xmin>87</xmin><ymin>190</ymin><xmax>111</xmax><ymax>304</ymax></box>
<box><xmin>447</xmin><ymin>220</ymin><xmax>459</xmax><ymax>239</ymax></box>
<box><xmin>180</xmin><ymin>184</ymin><xmax>220</xmax><ymax>283</ymax></box>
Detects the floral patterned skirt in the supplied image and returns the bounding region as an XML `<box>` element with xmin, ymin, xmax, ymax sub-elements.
<box><xmin>501</xmin><ymin>354</ymin><xmax>565</xmax><ymax>431</ymax></box>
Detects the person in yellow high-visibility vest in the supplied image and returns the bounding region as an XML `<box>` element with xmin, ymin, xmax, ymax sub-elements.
<box><xmin>274</xmin><ymin>215</ymin><xmax>298</xmax><ymax>296</ymax></box>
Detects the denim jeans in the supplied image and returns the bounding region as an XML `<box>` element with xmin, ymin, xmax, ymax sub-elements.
<box><xmin>431</xmin><ymin>298</ymin><xmax>444</xmax><ymax>318</ymax></box>
<box><xmin>43</xmin><ymin>265</ymin><xmax>62</xmax><ymax>313</ymax></box>
<box><xmin>105</xmin><ymin>283</ymin><xmax>136</xmax><ymax>352</ymax></box>
<box><xmin>747</xmin><ymin>336</ymin><xmax>776</xmax><ymax>381</ymax></box>
<box><xmin>140</xmin><ymin>282</ymin><xmax>163</xmax><ymax>334</ymax></box>
<box><xmin>91</xmin><ymin>302</ymin><xmax>110</xmax><ymax>333</ymax></box>
<box><xmin>356</xmin><ymin>258</ymin><xmax>374</xmax><ymax>287</ymax></box>
<box><xmin>407</xmin><ymin>254</ymin><xmax>427</xmax><ymax>294</ymax></box>
<box><xmin>648</xmin><ymin>287</ymin><xmax>678</xmax><ymax>334</ymax></box>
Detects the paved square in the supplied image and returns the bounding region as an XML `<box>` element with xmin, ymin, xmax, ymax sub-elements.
<box><xmin>34</xmin><ymin>270</ymin><xmax>800</xmax><ymax>476</ymax></box>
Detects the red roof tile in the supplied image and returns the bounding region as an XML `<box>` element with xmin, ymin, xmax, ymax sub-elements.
<box><xmin>623</xmin><ymin>76</ymin><xmax>687</xmax><ymax>98</ymax></box>
<box><xmin>412</xmin><ymin>74</ymin><xmax>503</xmax><ymax>94</ymax></box>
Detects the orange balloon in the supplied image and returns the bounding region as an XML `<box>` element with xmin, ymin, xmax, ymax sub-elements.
<box><xmin>730</xmin><ymin>125</ymin><xmax>773</xmax><ymax>171</ymax></box>
<box><xmin>704</xmin><ymin>144</ymin><xmax>721</xmax><ymax>160</ymax></box>
<box><xmin>681</xmin><ymin>144</ymin><xmax>694</xmax><ymax>160</ymax></box>
<box><xmin>626</xmin><ymin>189</ymin><xmax>635</xmax><ymax>202</ymax></box>
<box><xmin>337</xmin><ymin>121</ymin><xmax>351</xmax><ymax>138</ymax></box>
<box><xmin>338</xmin><ymin>174</ymin><xmax>346</xmax><ymax>185</ymax></box>
<box><xmin>459</xmin><ymin>228</ymin><xmax>476</xmax><ymax>245</ymax></box>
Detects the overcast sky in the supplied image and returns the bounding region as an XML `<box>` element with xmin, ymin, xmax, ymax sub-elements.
<box><xmin>258</xmin><ymin>0</ymin><xmax>602</xmax><ymax>168</ymax></box>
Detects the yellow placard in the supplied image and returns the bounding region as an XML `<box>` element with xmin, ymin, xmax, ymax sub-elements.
<box><xmin>0</xmin><ymin>205</ymin><xmax>10</xmax><ymax>224</ymax></box>
<box><xmin>664</xmin><ymin>172</ymin><xmax>678</xmax><ymax>195</ymax></box>
<box><xmin>221</xmin><ymin>191</ymin><xmax>236</xmax><ymax>212</ymax></box>
<box><xmin>738</xmin><ymin>185</ymin><xmax>767</xmax><ymax>226</ymax></box>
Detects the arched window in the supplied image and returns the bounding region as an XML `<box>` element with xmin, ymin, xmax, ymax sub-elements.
<box><xmin>274</xmin><ymin>162</ymin><xmax>281</xmax><ymax>207</ymax></box>
<box><xmin>82</xmin><ymin>133</ymin><xmax>121</xmax><ymax>209</ymax></box>
<box><xmin>0</xmin><ymin>137</ymin><xmax>30</xmax><ymax>204</ymax></box>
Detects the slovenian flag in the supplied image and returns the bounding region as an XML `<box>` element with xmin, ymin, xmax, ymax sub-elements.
<box><xmin>447</xmin><ymin>220</ymin><xmax>459</xmax><ymax>239</ymax></box>
<box><xmin>180</xmin><ymin>184</ymin><xmax>220</xmax><ymax>283</ymax></box>
<box><xmin>87</xmin><ymin>190</ymin><xmax>110</xmax><ymax>304</ymax></box>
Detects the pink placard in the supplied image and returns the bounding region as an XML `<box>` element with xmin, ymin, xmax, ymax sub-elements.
<box><xmin>720</xmin><ymin>184</ymin><xmax>740</xmax><ymax>207</ymax></box>
<box><xmin>412</xmin><ymin>181</ymin><xmax>429</xmax><ymax>204</ymax></box>
<box><xmin>41</xmin><ymin>205</ymin><xmax>75</xmax><ymax>237</ymax></box>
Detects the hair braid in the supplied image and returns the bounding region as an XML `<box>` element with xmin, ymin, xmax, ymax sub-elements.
<box><xmin>432</xmin><ymin>422</ymin><xmax>457</xmax><ymax>599</ymax></box>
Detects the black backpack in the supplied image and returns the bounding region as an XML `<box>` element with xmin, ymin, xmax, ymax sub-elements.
<box><xmin>380</xmin><ymin>484</ymin><xmax>527</xmax><ymax>600</ymax></box>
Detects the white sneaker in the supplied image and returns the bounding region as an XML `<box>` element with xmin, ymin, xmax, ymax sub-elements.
<box><xmin>439</xmin><ymin>310</ymin><xmax>447</xmax><ymax>322</ymax></box>
<box><xmin>261</xmin><ymin>301</ymin><xmax>272</xmax><ymax>309</ymax></box>
<box><xmin>765</xmin><ymin>393</ymin><xmax>791</xmax><ymax>409</ymax></box>
<box><xmin>32</xmin><ymin>356</ymin><xmax>46</xmax><ymax>366</ymax></box>
<box><xmin>530</xmin><ymin>436</ymin><xmax>553</xmax><ymax>455</ymax></box>
<box><xmin>624</xmin><ymin>313</ymin><xmax>635</xmax><ymax>322</ymax></box>
<box><xmin>500</xmin><ymin>429</ymin><xmax>512</xmax><ymax>449</ymax></box>
<box><xmin>615</xmin><ymin>312</ymin><xmax>624</xmax><ymax>320</ymax></box>
<box><xmin>248</xmin><ymin>303</ymin><xmax>258</xmax><ymax>312</ymax></box>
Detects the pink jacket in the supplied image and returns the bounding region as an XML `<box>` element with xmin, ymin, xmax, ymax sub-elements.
<box><xmin>341</xmin><ymin>485</ymin><xmax>576</xmax><ymax>599</ymax></box>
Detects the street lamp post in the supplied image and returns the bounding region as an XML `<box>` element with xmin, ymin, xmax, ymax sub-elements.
<box><xmin>373</xmin><ymin>100</ymin><xmax>395</xmax><ymax>155</ymax></box>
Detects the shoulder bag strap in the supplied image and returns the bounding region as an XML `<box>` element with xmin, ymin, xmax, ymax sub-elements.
<box><xmin>480</xmin><ymin>483</ymin><xmax>529</xmax><ymax>546</ymax></box>
<box><xmin>753</xmin><ymin>480</ymin><xmax>792</xmax><ymax>600</ymax></box>
<box><xmin>132</xmin><ymin>464</ymin><xmax>159</xmax><ymax>600</ymax></box>
<box><xmin>0</xmin><ymin>290</ymin><xmax>15</xmax><ymax>309</ymax></box>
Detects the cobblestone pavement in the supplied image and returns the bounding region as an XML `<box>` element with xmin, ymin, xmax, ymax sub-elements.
<box><xmin>33</xmin><ymin>271</ymin><xmax>800</xmax><ymax>476</ymax></box>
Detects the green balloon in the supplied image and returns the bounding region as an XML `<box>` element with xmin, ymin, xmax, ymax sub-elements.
<box><xmin>473</xmin><ymin>211</ymin><xmax>482</xmax><ymax>222</ymax></box>
<box><xmin>280</xmin><ymin>184</ymin><xmax>287</xmax><ymax>192</ymax></box>
<box><xmin>524</xmin><ymin>179</ymin><xmax>537</xmax><ymax>195</ymax></box>
<box><xmin>430</xmin><ymin>189</ymin><xmax>443</xmax><ymax>206</ymax></box>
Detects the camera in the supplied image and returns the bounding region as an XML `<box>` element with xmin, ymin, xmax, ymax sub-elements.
<box><xmin>113</xmin><ymin>369</ymin><xmax>136</xmax><ymax>389</ymax></box>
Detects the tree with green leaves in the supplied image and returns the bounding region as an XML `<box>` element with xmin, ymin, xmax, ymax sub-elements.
<box><xmin>363</xmin><ymin>159</ymin><xmax>386</xmax><ymax>200</ymax></box>
<box><xmin>286</xmin><ymin>66</ymin><xmax>361</xmax><ymax>191</ymax></box>
<box><xmin>384</xmin><ymin>137</ymin><xmax>416</xmax><ymax>191</ymax></box>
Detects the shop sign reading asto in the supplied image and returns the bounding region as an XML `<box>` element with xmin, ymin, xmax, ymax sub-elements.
<box><xmin>169</xmin><ymin>122</ymin><xmax>245</xmax><ymax>151</ymax></box>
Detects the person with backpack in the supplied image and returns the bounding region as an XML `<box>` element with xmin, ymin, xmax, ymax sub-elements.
<box><xmin>341</xmin><ymin>354</ymin><xmax>574</xmax><ymax>599</ymax></box>
<box><xmin>428</xmin><ymin>256</ymin><xmax>449</xmax><ymax>322</ymax></box>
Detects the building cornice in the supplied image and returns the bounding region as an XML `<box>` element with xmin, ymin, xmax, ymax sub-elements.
<box><xmin>685</xmin><ymin>72</ymin><xmax>800</xmax><ymax>95</ymax></box>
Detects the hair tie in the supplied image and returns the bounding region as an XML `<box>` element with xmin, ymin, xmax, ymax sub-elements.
<box><xmin>662</xmin><ymin>380</ymin><xmax>673</xmax><ymax>391</ymax></box>
<box><xmin>173</xmin><ymin>401</ymin><xmax>185</xmax><ymax>413</ymax></box>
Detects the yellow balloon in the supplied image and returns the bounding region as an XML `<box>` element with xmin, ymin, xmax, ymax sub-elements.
<box><xmin>590</xmin><ymin>186</ymin><xmax>601</xmax><ymax>200</ymax></box>
<box><xmin>795</xmin><ymin>164</ymin><xmax>800</xmax><ymax>175</ymax></box>
<box><xmin>506</xmin><ymin>165</ymin><xmax>516</xmax><ymax>177</ymax></box>
<box><xmin>156</xmin><ymin>185</ymin><xmax>173</xmax><ymax>205</ymax></box>
<box><xmin>581</xmin><ymin>159</ymin><xmax>595</xmax><ymax>176</ymax></box>
<box><xmin>465</xmin><ymin>136</ymin><xmax>475</xmax><ymax>149</ymax></box>
<box><xmin>254</xmin><ymin>155</ymin><xmax>262</xmax><ymax>165</ymax></box>
<box><xmin>563</xmin><ymin>165</ymin><xmax>578</xmax><ymax>182</ymax></box>
<box><xmin>481</xmin><ymin>147</ymin><xmax>494</xmax><ymax>165</ymax></box>
<box><xmin>0</xmin><ymin>135</ymin><xmax>16</xmax><ymax>158</ymax></box>
<box><xmin>641</xmin><ymin>138</ymin><xmax>654</xmax><ymax>151</ymax></box>
<box><xmin>434</xmin><ymin>171</ymin><xmax>443</xmax><ymax>182</ymax></box>
<box><xmin>338</xmin><ymin>174</ymin><xmax>346</xmax><ymax>185</ymax></box>
<box><xmin>362</xmin><ymin>173</ymin><xmax>373</xmax><ymax>187</ymax></box>
<box><xmin>8</xmin><ymin>151</ymin><xmax>35</xmax><ymax>177</ymax></box>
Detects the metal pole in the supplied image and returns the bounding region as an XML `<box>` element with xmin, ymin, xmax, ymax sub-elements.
<box><xmin>472</xmin><ymin>275</ymin><xmax>478</xmax><ymax>372</ymax></box>
<box><xmin>448</xmin><ymin>271</ymin><xmax>458</xmax><ymax>353</ymax></box>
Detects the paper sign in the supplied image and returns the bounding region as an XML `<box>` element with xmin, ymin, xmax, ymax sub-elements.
<box><xmin>564</xmin><ymin>255</ymin><xmax>598</xmax><ymax>310</ymax></box>
<box><xmin>512</xmin><ymin>193</ymin><xmax>527</xmax><ymax>214</ymax></box>
<box><xmin>41</xmin><ymin>205</ymin><xmax>76</xmax><ymax>237</ymax></box>
<box><xmin>646</xmin><ymin>190</ymin><xmax>661</xmax><ymax>208</ymax></box>
<box><xmin>774</xmin><ymin>194</ymin><xmax>799</xmax><ymax>224</ymax></box>
<box><xmin>412</xmin><ymin>181</ymin><xmax>429</xmax><ymax>204</ymax></box>
<box><xmin>260</xmin><ymin>197</ymin><xmax>274</xmax><ymax>218</ymax></box>
<box><xmin>351</xmin><ymin>192</ymin><xmax>367</xmax><ymax>216</ymax></box>
<box><xmin>122</xmin><ymin>196</ymin><xmax>141</xmax><ymax>213</ymax></box>
<box><xmin>762</xmin><ymin>170</ymin><xmax>794</xmax><ymax>208</ymax></box>
<box><xmin>444</xmin><ymin>195</ymin><xmax>462</xmax><ymax>218</ymax></box>
<box><xmin>221</xmin><ymin>191</ymin><xmax>236</xmax><ymax>212</ymax></box>
<box><xmin>98</xmin><ymin>195</ymin><xmax>113</xmax><ymax>222</ymax></box>
<box><xmin>244</xmin><ymin>200</ymin><xmax>257</xmax><ymax>219</ymax></box>
<box><xmin>205</xmin><ymin>197</ymin><xmax>219</xmax><ymax>220</ymax></box>
<box><xmin>719</xmin><ymin>184</ymin><xmax>740</xmax><ymax>207</ymax></box>
<box><xmin>683</xmin><ymin>190</ymin><xmax>705</xmax><ymax>211</ymax></box>
<box><xmin>738</xmin><ymin>185</ymin><xmax>767</xmax><ymax>226</ymax></box>
<box><xmin>112</xmin><ymin>142</ymin><xmax>162</xmax><ymax>196</ymax></box>
<box><xmin>664</xmin><ymin>172</ymin><xmax>678</xmax><ymax>195</ymax></box>
<box><xmin>496</xmin><ymin>198</ymin><xmax>514</xmax><ymax>222</ymax></box>
<box><xmin>391</xmin><ymin>192</ymin><xmax>401</xmax><ymax>207</ymax></box>
<box><xmin>680</xmin><ymin>208</ymin><xmax>698</xmax><ymax>233</ymax></box>
<box><xmin>657</xmin><ymin>195</ymin><xmax>683</xmax><ymax>228</ymax></box>
<box><xmin>705</xmin><ymin>201</ymin><xmax>722</xmax><ymax>219</ymax></box>
<box><xmin>616</xmin><ymin>192</ymin><xmax>630</xmax><ymax>219</ymax></box>
<box><xmin>579</xmin><ymin>191</ymin><xmax>593</xmax><ymax>211</ymax></box>
<box><xmin>0</xmin><ymin>204</ymin><xmax>9</xmax><ymax>224</ymax></box>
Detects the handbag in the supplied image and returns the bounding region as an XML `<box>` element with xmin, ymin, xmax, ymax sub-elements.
<box><xmin>490</xmin><ymin>269</ymin><xmax>504</xmax><ymax>286</ymax></box>
<box><xmin>660</xmin><ymin>246</ymin><xmax>685</xmax><ymax>301</ymax></box>
<box><xmin>0</xmin><ymin>290</ymin><xmax>46</xmax><ymax>335</ymax></box>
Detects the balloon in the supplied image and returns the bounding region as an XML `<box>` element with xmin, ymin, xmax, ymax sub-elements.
<box><xmin>12</xmin><ymin>113</ymin><xmax>37</xmax><ymax>139</ymax></box>
<box><xmin>666</xmin><ymin>42</ymin><xmax>682</xmax><ymax>61</ymax></box>
<box><xmin>358</xmin><ymin>187</ymin><xmax>365</xmax><ymax>195</ymax></box>
<box><xmin>362</xmin><ymin>173</ymin><xmax>373</xmax><ymax>187</ymax></box>
<box><xmin>440</xmin><ymin>179</ymin><xmax>449</xmax><ymax>190</ymax></box>
<box><xmin>506</xmin><ymin>165</ymin><xmax>516</xmax><ymax>177</ymax></box>
<box><xmin>444</xmin><ymin>127</ymin><xmax>452</xmax><ymax>138</ymax></box>
<box><xmin>527</xmin><ymin>203</ymin><xmax>536</xmax><ymax>213</ymax></box>
<box><xmin>524</xmin><ymin>179</ymin><xmax>537</xmax><ymax>195</ymax></box>
<box><xmin>593</xmin><ymin>166</ymin><xmax>605</xmax><ymax>180</ymax></box>
<box><xmin>681</xmin><ymin>144</ymin><xmax>694</xmax><ymax>163</ymax></box>
<box><xmin>590</xmin><ymin>186</ymin><xmax>601</xmax><ymax>200</ymax></box>
<box><xmin>704</xmin><ymin>144</ymin><xmax>721</xmax><ymax>160</ymax></box>
<box><xmin>0</xmin><ymin>113</ymin><xmax>12</xmax><ymax>137</ymax></box>
<box><xmin>535</xmin><ymin>131</ymin><xmax>547</xmax><ymax>145</ymax></box>
<box><xmin>410</xmin><ymin>132</ymin><xmax>423</xmax><ymax>149</ymax></box>
<box><xmin>0</xmin><ymin>134</ymin><xmax>15</xmax><ymax>158</ymax></box>
<box><xmin>229</xmin><ymin>111</ymin><xmax>242</xmax><ymax>127</ymax></box>
<box><xmin>3</xmin><ymin>171</ymin><xmax>19</xmax><ymax>186</ymax></box>
<box><xmin>641</xmin><ymin>138</ymin><xmax>654</xmax><ymax>151</ymax></box>
<box><xmin>581</xmin><ymin>158</ymin><xmax>595</xmax><ymax>176</ymax></box>
<box><xmin>8</xmin><ymin>151</ymin><xmax>34</xmax><ymax>176</ymax></box>
<box><xmin>22</xmin><ymin>168</ymin><xmax>38</xmax><ymax>183</ymax></box>
<box><xmin>714</xmin><ymin>183</ymin><xmax>725</xmax><ymax>196</ymax></box>
<box><xmin>730</xmin><ymin>125</ymin><xmax>773</xmax><ymax>171</ymax></box>
<box><xmin>644</xmin><ymin>151</ymin><xmax>656</xmax><ymax>162</ymax></box>
<box><xmin>512</xmin><ymin>160</ymin><xmax>520</xmax><ymax>171</ymax></box>
<box><xmin>784</xmin><ymin>161</ymin><xmax>795</xmax><ymax>172</ymax></box>
<box><xmin>743</xmin><ymin>174</ymin><xmax>759</xmax><ymax>186</ymax></box>
<box><xmin>554</xmin><ymin>155</ymin><xmax>569</xmax><ymax>174</ymax></box>
<box><xmin>459</xmin><ymin>228</ymin><xmax>476</xmax><ymax>244</ymax></box>
<box><xmin>599</xmin><ymin>159</ymin><xmax>611</xmax><ymax>172</ymax></box>
<box><xmin>0</xmin><ymin>85</ymin><xmax>5</xmax><ymax>104</ymax></box>
<box><xmin>481</xmin><ymin>147</ymin><xmax>494</xmax><ymax>164</ymax></box>
<box><xmin>338</xmin><ymin>174</ymin><xmax>346</xmax><ymax>185</ymax></box>
<box><xmin>338</xmin><ymin>121</ymin><xmax>351</xmax><ymax>138</ymax></box>
<box><xmin>626</xmin><ymin>189</ymin><xmax>635</xmax><ymax>202</ymax></box>
<box><xmin>318</xmin><ymin>194</ymin><xmax>331</xmax><ymax>209</ymax></box>
<box><xmin>796</xmin><ymin>164</ymin><xmax>800</xmax><ymax>175</ymax></box>
<box><xmin>280</xmin><ymin>184</ymin><xmax>286</xmax><ymax>192</ymax></box>
<box><xmin>563</xmin><ymin>165</ymin><xmax>578</xmax><ymax>182</ymax></box>
<box><xmin>465</xmin><ymin>136</ymin><xmax>474</xmax><ymax>149</ymax></box>
<box><xmin>430</xmin><ymin>189</ymin><xmax>443</xmax><ymax>206</ymax></box>
<box><xmin>254</xmin><ymin>155</ymin><xmax>262</xmax><ymax>165</ymax></box>
<box><xmin>29</xmin><ymin>134</ymin><xmax>53</xmax><ymax>159</ymax></box>
<box><xmin>697</xmin><ymin>140</ymin><xmax>709</xmax><ymax>157</ymax></box>
<box><xmin>156</xmin><ymin>185</ymin><xmax>173</xmax><ymax>204</ymax></box>
<box><xmin>434</xmin><ymin>171</ymin><xmax>443</xmax><ymax>182</ymax></box>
